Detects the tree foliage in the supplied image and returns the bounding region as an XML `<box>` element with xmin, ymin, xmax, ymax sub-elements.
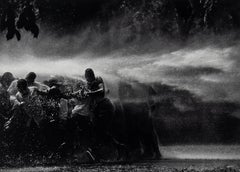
<box><xmin>0</xmin><ymin>0</ymin><xmax>39</xmax><ymax>41</ymax></box>
<box><xmin>0</xmin><ymin>0</ymin><xmax>239</xmax><ymax>41</ymax></box>
<box><xmin>116</xmin><ymin>0</ymin><xmax>240</xmax><ymax>38</ymax></box>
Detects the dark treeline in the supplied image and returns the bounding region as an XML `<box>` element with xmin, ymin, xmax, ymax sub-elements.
<box><xmin>1</xmin><ymin>0</ymin><xmax>240</xmax><ymax>40</ymax></box>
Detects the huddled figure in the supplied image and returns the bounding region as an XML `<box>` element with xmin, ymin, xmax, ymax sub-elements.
<box><xmin>0</xmin><ymin>68</ymin><xmax>118</xmax><ymax>162</ymax></box>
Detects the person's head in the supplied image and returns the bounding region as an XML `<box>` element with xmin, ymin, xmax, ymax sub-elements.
<box><xmin>85</xmin><ymin>68</ymin><xmax>95</xmax><ymax>82</ymax></box>
<box><xmin>1</xmin><ymin>72</ymin><xmax>14</xmax><ymax>87</ymax></box>
<box><xmin>25</xmin><ymin>72</ymin><xmax>36</xmax><ymax>85</ymax></box>
<box><xmin>48</xmin><ymin>77</ymin><xmax>64</xmax><ymax>87</ymax></box>
<box><xmin>17</xmin><ymin>79</ymin><xmax>28</xmax><ymax>94</ymax></box>
<box><xmin>48</xmin><ymin>76</ymin><xmax>66</xmax><ymax>91</ymax></box>
<box><xmin>48</xmin><ymin>78</ymin><xmax>59</xmax><ymax>88</ymax></box>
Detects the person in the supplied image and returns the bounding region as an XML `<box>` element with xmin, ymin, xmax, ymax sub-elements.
<box><xmin>84</xmin><ymin>68</ymin><xmax>106</xmax><ymax>117</ymax></box>
<box><xmin>84</xmin><ymin>68</ymin><xmax>116</xmax><ymax>160</ymax></box>
<box><xmin>15</xmin><ymin>79</ymin><xmax>37</xmax><ymax>103</ymax></box>
<box><xmin>8</xmin><ymin>72</ymin><xmax>49</xmax><ymax>96</ymax></box>
<box><xmin>7</xmin><ymin>78</ymin><xmax>18</xmax><ymax>96</ymax></box>
<box><xmin>0</xmin><ymin>72</ymin><xmax>15</xmax><ymax>122</ymax></box>
<box><xmin>25</xmin><ymin>72</ymin><xmax>49</xmax><ymax>91</ymax></box>
<box><xmin>0</xmin><ymin>90</ymin><xmax>12</xmax><ymax>131</ymax></box>
<box><xmin>15</xmin><ymin>79</ymin><xmax>43</xmax><ymax>128</ymax></box>
<box><xmin>85</xmin><ymin>68</ymin><xmax>105</xmax><ymax>104</ymax></box>
<box><xmin>6</xmin><ymin>78</ymin><xmax>45</xmax><ymax>154</ymax></box>
<box><xmin>0</xmin><ymin>72</ymin><xmax>15</xmax><ymax>91</ymax></box>
<box><xmin>39</xmin><ymin>77</ymin><xmax>70</xmax><ymax>156</ymax></box>
<box><xmin>46</xmin><ymin>77</ymin><xmax>70</xmax><ymax>120</ymax></box>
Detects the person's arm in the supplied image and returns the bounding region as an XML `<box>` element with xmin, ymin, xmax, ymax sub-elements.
<box><xmin>35</xmin><ymin>89</ymin><xmax>48</xmax><ymax>96</ymax></box>
<box><xmin>7</xmin><ymin>80</ymin><xmax>18</xmax><ymax>95</ymax></box>
<box><xmin>64</xmin><ymin>90</ymin><xmax>84</xmax><ymax>100</ymax></box>
<box><xmin>35</xmin><ymin>82</ymin><xmax>50</xmax><ymax>91</ymax></box>
<box><xmin>87</xmin><ymin>83</ymin><xmax>104</xmax><ymax>94</ymax></box>
<box><xmin>40</xmin><ymin>83</ymin><xmax>50</xmax><ymax>91</ymax></box>
<box><xmin>10</xmin><ymin>95</ymin><xmax>20</xmax><ymax>107</ymax></box>
<box><xmin>15</xmin><ymin>93</ymin><xmax>23</xmax><ymax>104</ymax></box>
<box><xmin>61</xmin><ymin>93</ymin><xmax>73</xmax><ymax>99</ymax></box>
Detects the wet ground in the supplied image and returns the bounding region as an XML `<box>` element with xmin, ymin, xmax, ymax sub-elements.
<box><xmin>1</xmin><ymin>145</ymin><xmax>240</xmax><ymax>172</ymax></box>
<box><xmin>1</xmin><ymin>160</ymin><xmax>240</xmax><ymax>172</ymax></box>
<box><xmin>161</xmin><ymin>145</ymin><xmax>240</xmax><ymax>160</ymax></box>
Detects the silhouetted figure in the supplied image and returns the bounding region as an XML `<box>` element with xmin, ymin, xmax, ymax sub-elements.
<box><xmin>25</xmin><ymin>72</ymin><xmax>49</xmax><ymax>91</ymax></box>
<box><xmin>15</xmin><ymin>79</ymin><xmax>37</xmax><ymax>103</ymax></box>
<box><xmin>0</xmin><ymin>90</ymin><xmax>12</xmax><ymax>132</ymax></box>
<box><xmin>44</xmin><ymin>77</ymin><xmax>69</xmax><ymax>120</ymax></box>
<box><xmin>0</xmin><ymin>72</ymin><xmax>15</xmax><ymax>91</ymax></box>
<box><xmin>4</xmin><ymin>79</ymin><xmax>42</xmax><ymax>155</ymax></box>
<box><xmin>85</xmin><ymin>68</ymin><xmax>105</xmax><ymax>104</ymax></box>
<box><xmin>84</xmin><ymin>68</ymin><xmax>117</xmax><ymax>160</ymax></box>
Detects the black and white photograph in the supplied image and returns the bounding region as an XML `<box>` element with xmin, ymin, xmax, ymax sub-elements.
<box><xmin>0</xmin><ymin>0</ymin><xmax>240</xmax><ymax>171</ymax></box>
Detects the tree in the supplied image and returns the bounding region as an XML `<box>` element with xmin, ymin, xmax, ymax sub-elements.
<box><xmin>0</xmin><ymin>0</ymin><xmax>39</xmax><ymax>41</ymax></box>
<box><xmin>0</xmin><ymin>0</ymin><xmax>239</xmax><ymax>41</ymax></box>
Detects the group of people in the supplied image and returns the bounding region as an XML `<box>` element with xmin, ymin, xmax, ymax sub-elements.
<box><xmin>0</xmin><ymin>68</ymin><xmax>115</xmax><ymax>161</ymax></box>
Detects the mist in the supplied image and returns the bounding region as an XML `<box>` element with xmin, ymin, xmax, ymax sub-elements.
<box><xmin>2</xmin><ymin>1</ymin><xmax>240</xmax><ymax>166</ymax></box>
<box><xmin>1</xmin><ymin>23</ymin><xmax>240</xmax><ymax>103</ymax></box>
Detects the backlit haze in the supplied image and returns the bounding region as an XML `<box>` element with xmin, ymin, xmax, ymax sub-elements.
<box><xmin>0</xmin><ymin>28</ymin><xmax>240</xmax><ymax>103</ymax></box>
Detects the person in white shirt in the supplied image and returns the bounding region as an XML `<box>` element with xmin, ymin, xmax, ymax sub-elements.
<box><xmin>15</xmin><ymin>79</ymin><xmax>38</xmax><ymax>103</ymax></box>
<box><xmin>15</xmin><ymin>79</ymin><xmax>43</xmax><ymax>127</ymax></box>
<box><xmin>8</xmin><ymin>72</ymin><xmax>49</xmax><ymax>96</ymax></box>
